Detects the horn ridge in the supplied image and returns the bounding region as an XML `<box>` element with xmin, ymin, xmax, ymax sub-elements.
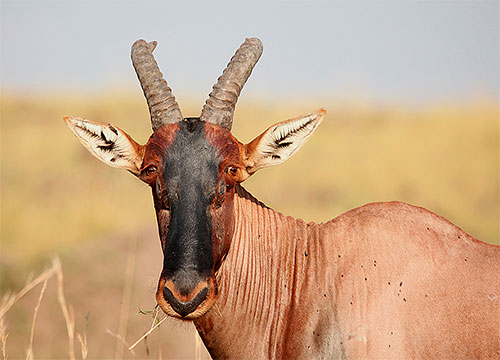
<box><xmin>200</xmin><ymin>37</ymin><xmax>263</xmax><ymax>130</ymax></box>
<box><xmin>131</xmin><ymin>39</ymin><xmax>183</xmax><ymax>131</ymax></box>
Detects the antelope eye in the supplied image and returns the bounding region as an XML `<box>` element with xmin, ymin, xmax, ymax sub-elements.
<box><xmin>142</xmin><ymin>165</ymin><xmax>158</xmax><ymax>179</ymax></box>
<box><xmin>225</xmin><ymin>166</ymin><xmax>238</xmax><ymax>176</ymax></box>
<box><xmin>147</xmin><ymin>167</ymin><xmax>157</xmax><ymax>175</ymax></box>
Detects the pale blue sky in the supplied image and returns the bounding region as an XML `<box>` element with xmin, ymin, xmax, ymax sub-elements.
<box><xmin>1</xmin><ymin>1</ymin><xmax>498</xmax><ymax>104</ymax></box>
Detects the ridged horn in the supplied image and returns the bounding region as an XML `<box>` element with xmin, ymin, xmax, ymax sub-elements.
<box><xmin>200</xmin><ymin>37</ymin><xmax>263</xmax><ymax>130</ymax></box>
<box><xmin>131</xmin><ymin>39</ymin><xmax>183</xmax><ymax>131</ymax></box>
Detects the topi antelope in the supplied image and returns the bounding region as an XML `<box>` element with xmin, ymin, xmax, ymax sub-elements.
<box><xmin>65</xmin><ymin>38</ymin><xmax>499</xmax><ymax>359</ymax></box>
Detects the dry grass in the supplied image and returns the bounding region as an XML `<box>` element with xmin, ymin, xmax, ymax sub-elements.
<box><xmin>0</xmin><ymin>250</ymin><xmax>196</xmax><ymax>358</ymax></box>
<box><xmin>1</xmin><ymin>319</ymin><xmax>8</xmax><ymax>360</ymax></box>
<box><xmin>54</xmin><ymin>257</ymin><xmax>76</xmax><ymax>360</ymax></box>
<box><xmin>0</xmin><ymin>258</ymin><xmax>75</xmax><ymax>359</ymax></box>
<box><xmin>128</xmin><ymin>311</ymin><xmax>168</xmax><ymax>352</ymax></box>
<box><xmin>26</xmin><ymin>278</ymin><xmax>47</xmax><ymax>360</ymax></box>
<box><xmin>0</xmin><ymin>257</ymin><xmax>180</xmax><ymax>359</ymax></box>
<box><xmin>105</xmin><ymin>328</ymin><xmax>135</xmax><ymax>356</ymax></box>
<box><xmin>77</xmin><ymin>332</ymin><xmax>88</xmax><ymax>360</ymax></box>
<box><xmin>0</xmin><ymin>264</ymin><xmax>57</xmax><ymax>319</ymax></box>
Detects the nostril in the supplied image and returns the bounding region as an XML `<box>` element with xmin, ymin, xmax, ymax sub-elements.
<box><xmin>163</xmin><ymin>286</ymin><xmax>209</xmax><ymax>317</ymax></box>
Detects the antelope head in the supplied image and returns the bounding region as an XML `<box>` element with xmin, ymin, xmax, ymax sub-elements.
<box><xmin>64</xmin><ymin>38</ymin><xmax>325</xmax><ymax>319</ymax></box>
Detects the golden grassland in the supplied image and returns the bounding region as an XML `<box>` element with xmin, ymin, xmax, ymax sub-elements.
<box><xmin>0</xmin><ymin>94</ymin><xmax>498</xmax><ymax>358</ymax></box>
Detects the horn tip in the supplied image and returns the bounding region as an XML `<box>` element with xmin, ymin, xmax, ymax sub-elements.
<box><xmin>245</xmin><ymin>37</ymin><xmax>262</xmax><ymax>43</ymax></box>
<box><xmin>245</xmin><ymin>37</ymin><xmax>263</xmax><ymax>49</ymax></box>
<box><xmin>132</xmin><ymin>39</ymin><xmax>158</xmax><ymax>52</ymax></box>
<box><xmin>148</xmin><ymin>41</ymin><xmax>158</xmax><ymax>52</ymax></box>
<box><xmin>132</xmin><ymin>39</ymin><xmax>147</xmax><ymax>47</ymax></box>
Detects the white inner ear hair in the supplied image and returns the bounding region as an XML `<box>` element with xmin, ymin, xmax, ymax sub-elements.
<box><xmin>258</xmin><ymin>113</ymin><xmax>321</xmax><ymax>165</ymax></box>
<box><xmin>69</xmin><ymin>117</ymin><xmax>140</xmax><ymax>170</ymax></box>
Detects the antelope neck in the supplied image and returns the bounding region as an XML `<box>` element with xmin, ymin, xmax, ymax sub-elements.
<box><xmin>194</xmin><ymin>185</ymin><xmax>337</xmax><ymax>358</ymax></box>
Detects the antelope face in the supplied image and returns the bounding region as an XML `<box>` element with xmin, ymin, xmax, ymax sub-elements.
<box><xmin>64</xmin><ymin>38</ymin><xmax>325</xmax><ymax>319</ymax></box>
<box><xmin>141</xmin><ymin>120</ymin><xmax>241</xmax><ymax>318</ymax></box>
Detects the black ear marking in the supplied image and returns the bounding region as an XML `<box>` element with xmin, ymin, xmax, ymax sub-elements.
<box><xmin>97</xmin><ymin>130</ymin><xmax>116</xmax><ymax>152</ymax></box>
<box><xmin>100</xmin><ymin>130</ymin><xmax>114</xmax><ymax>145</ymax></box>
<box><xmin>109</xmin><ymin>125</ymin><xmax>118</xmax><ymax>135</ymax></box>
<box><xmin>75</xmin><ymin>122</ymin><xmax>114</xmax><ymax>149</ymax></box>
<box><xmin>107</xmin><ymin>153</ymin><xmax>125</xmax><ymax>162</ymax></box>
<box><xmin>272</xmin><ymin>118</ymin><xmax>314</xmax><ymax>148</ymax></box>
<box><xmin>97</xmin><ymin>142</ymin><xmax>116</xmax><ymax>152</ymax></box>
<box><xmin>76</xmin><ymin>123</ymin><xmax>99</xmax><ymax>139</ymax></box>
<box><xmin>276</xmin><ymin>141</ymin><xmax>292</xmax><ymax>148</ymax></box>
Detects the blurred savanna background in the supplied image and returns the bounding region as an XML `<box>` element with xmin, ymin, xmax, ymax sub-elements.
<box><xmin>1</xmin><ymin>1</ymin><xmax>498</xmax><ymax>359</ymax></box>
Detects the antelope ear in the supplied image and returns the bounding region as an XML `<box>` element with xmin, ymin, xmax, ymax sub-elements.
<box><xmin>64</xmin><ymin>116</ymin><xmax>145</xmax><ymax>176</ymax></box>
<box><xmin>241</xmin><ymin>109</ymin><xmax>325</xmax><ymax>179</ymax></box>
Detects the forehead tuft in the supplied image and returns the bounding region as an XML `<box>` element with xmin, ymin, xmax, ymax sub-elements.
<box><xmin>184</xmin><ymin>117</ymin><xmax>199</xmax><ymax>133</ymax></box>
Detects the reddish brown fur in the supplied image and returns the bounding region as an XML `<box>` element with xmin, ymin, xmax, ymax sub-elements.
<box><xmin>203</xmin><ymin>123</ymin><xmax>246</xmax><ymax>271</ymax></box>
<box><xmin>141</xmin><ymin>123</ymin><xmax>179</xmax><ymax>171</ymax></box>
<box><xmin>203</xmin><ymin>122</ymin><xmax>248</xmax><ymax>183</ymax></box>
<box><xmin>194</xmin><ymin>186</ymin><xmax>500</xmax><ymax>359</ymax></box>
<box><xmin>139</xmin><ymin>124</ymin><xmax>179</xmax><ymax>253</ymax></box>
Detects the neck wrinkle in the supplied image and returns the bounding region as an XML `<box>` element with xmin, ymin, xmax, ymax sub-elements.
<box><xmin>198</xmin><ymin>185</ymin><xmax>320</xmax><ymax>358</ymax></box>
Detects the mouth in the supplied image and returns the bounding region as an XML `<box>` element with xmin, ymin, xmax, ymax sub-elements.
<box><xmin>155</xmin><ymin>276</ymin><xmax>218</xmax><ymax>320</ymax></box>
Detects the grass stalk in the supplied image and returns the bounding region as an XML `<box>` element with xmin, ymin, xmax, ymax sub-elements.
<box><xmin>77</xmin><ymin>333</ymin><xmax>88</xmax><ymax>360</ymax></box>
<box><xmin>0</xmin><ymin>266</ymin><xmax>56</xmax><ymax>319</ymax></box>
<box><xmin>1</xmin><ymin>319</ymin><xmax>8</xmax><ymax>360</ymax></box>
<box><xmin>52</xmin><ymin>257</ymin><xmax>75</xmax><ymax>360</ymax></box>
<box><xmin>106</xmin><ymin>329</ymin><xmax>135</xmax><ymax>356</ymax></box>
<box><xmin>26</xmin><ymin>279</ymin><xmax>48</xmax><ymax>360</ymax></box>
<box><xmin>128</xmin><ymin>315</ymin><xmax>167</xmax><ymax>351</ymax></box>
